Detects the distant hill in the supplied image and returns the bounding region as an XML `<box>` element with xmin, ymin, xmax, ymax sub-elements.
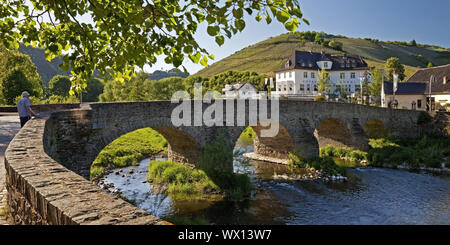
<box><xmin>194</xmin><ymin>32</ymin><xmax>450</xmax><ymax>79</ymax></box>
<box><xmin>18</xmin><ymin>44</ymin><xmax>69</xmax><ymax>85</ymax></box>
<box><xmin>17</xmin><ymin>46</ymin><xmax>189</xmax><ymax>86</ymax></box>
<box><xmin>147</xmin><ymin>68</ymin><xmax>189</xmax><ymax>80</ymax></box>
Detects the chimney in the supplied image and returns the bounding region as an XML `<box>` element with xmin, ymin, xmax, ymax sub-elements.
<box><xmin>444</xmin><ymin>76</ymin><xmax>447</xmax><ymax>85</ymax></box>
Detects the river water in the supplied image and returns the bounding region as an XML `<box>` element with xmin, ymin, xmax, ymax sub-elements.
<box><xmin>100</xmin><ymin>139</ymin><xmax>450</xmax><ymax>225</ymax></box>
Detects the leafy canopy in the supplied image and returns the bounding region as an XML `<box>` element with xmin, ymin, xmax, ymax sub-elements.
<box><xmin>385</xmin><ymin>57</ymin><xmax>406</xmax><ymax>81</ymax></box>
<box><xmin>0</xmin><ymin>45</ymin><xmax>43</xmax><ymax>97</ymax></box>
<box><xmin>0</xmin><ymin>0</ymin><xmax>307</xmax><ymax>90</ymax></box>
<box><xmin>1</xmin><ymin>69</ymin><xmax>33</xmax><ymax>105</ymax></box>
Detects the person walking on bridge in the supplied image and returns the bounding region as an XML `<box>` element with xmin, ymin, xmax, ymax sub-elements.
<box><xmin>17</xmin><ymin>91</ymin><xmax>39</xmax><ymax>128</ymax></box>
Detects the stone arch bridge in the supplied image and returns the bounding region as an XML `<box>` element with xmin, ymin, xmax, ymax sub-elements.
<box><xmin>4</xmin><ymin>101</ymin><xmax>424</xmax><ymax>224</ymax></box>
<box><xmin>47</xmin><ymin>100</ymin><xmax>422</xmax><ymax>178</ymax></box>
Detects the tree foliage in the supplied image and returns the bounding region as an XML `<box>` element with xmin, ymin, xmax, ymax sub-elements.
<box><xmin>82</xmin><ymin>77</ymin><xmax>104</xmax><ymax>102</ymax></box>
<box><xmin>317</xmin><ymin>67</ymin><xmax>331</xmax><ymax>95</ymax></box>
<box><xmin>1</xmin><ymin>69</ymin><xmax>34</xmax><ymax>105</ymax></box>
<box><xmin>368</xmin><ymin>68</ymin><xmax>384</xmax><ymax>99</ymax></box>
<box><xmin>99</xmin><ymin>70</ymin><xmax>267</xmax><ymax>102</ymax></box>
<box><xmin>205</xmin><ymin>70</ymin><xmax>267</xmax><ymax>92</ymax></box>
<box><xmin>1</xmin><ymin>0</ymin><xmax>308</xmax><ymax>90</ymax></box>
<box><xmin>385</xmin><ymin>57</ymin><xmax>406</xmax><ymax>81</ymax></box>
<box><xmin>48</xmin><ymin>75</ymin><xmax>71</xmax><ymax>96</ymax></box>
<box><xmin>0</xmin><ymin>45</ymin><xmax>43</xmax><ymax>98</ymax></box>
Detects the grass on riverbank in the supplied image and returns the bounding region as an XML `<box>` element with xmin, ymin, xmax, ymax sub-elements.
<box><xmin>288</xmin><ymin>151</ymin><xmax>347</xmax><ymax>176</ymax></box>
<box><xmin>147</xmin><ymin>160</ymin><xmax>220</xmax><ymax>198</ymax></box>
<box><xmin>320</xmin><ymin>136</ymin><xmax>450</xmax><ymax>169</ymax></box>
<box><xmin>90</xmin><ymin>128</ymin><xmax>167</xmax><ymax>180</ymax></box>
<box><xmin>147</xmin><ymin>160</ymin><xmax>252</xmax><ymax>200</ymax></box>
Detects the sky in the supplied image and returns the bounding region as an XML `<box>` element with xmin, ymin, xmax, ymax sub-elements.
<box><xmin>143</xmin><ymin>0</ymin><xmax>450</xmax><ymax>74</ymax></box>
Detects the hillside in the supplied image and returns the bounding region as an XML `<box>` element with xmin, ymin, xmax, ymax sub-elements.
<box><xmin>194</xmin><ymin>32</ymin><xmax>450</xmax><ymax>79</ymax></box>
<box><xmin>18</xmin><ymin>44</ymin><xmax>70</xmax><ymax>85</ymax></box>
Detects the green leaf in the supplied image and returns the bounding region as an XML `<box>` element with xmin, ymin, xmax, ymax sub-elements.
<box><xmin>189</xmin><ymin>52</ymin><xmax>202</xmax><ymax>64</ymax></box>
<box><xmin>215</xmin><ymin>35</ymin><xmax>225</xmax><ymax>46</ymax></box>
<box><xmin>207</xmin><ymin>26</ymin><xmax>220</xmax><ymax>36</ymax></box>
<box><xmin>290</xmin><ymin>8</ymin><xmax>302</xmax><ymax>18</ymax></box>
<box><xmin>276</xmin><ymin>10</ymin><xmax>290</xmax><ymax>23</ymax></box>
<box><xmin>232</xmin><ymin>8</ymin><xmax>243</xmax><ymax>19</ymax></box>
<box><xmin>302</xmin><ymin>18</ymin><xmax>310</xmax><ymax>25</ymax></box>
<box><xmin>235</xmin><ymin>19</ymin><xmax>246</xmax><ymax>32</ymax></box>
<box><xmin>200</xmin><ymin>55</ymin><xmax>208</xmax><ymax>67</ymax></box>
<box><xmin>255</xmin><ymin>15</ymin><xmax>262</xmax><ymax>22</ymax></box>
<box><xmin>284</xmin><ymin>18</ymin><xmax>299</xmax><ymax>32</ymax></box>
<box><xmin>265</xmin><ymin>15</ymin><xmax>272</xmax><ymax>24</ymax></box>
<box><xmin>49</xmin><ymin>44</ymin><xmax>59</xmax><ymax>53</ymax></box>
<box><xmin>224</xmin><ymin>29</ymin><xmax>232</xmax><ymax>38</ymax></box>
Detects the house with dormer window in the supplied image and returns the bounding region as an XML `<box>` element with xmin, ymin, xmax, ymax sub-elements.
<box><xmin>272</xmin><ymin>51</ymin><xmax>370</xmax><ymax>99</ymax></box>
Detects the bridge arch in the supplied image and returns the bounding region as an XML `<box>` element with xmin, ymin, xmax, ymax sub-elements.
<box><xmin>314</xmin><ymin>118</ymin><xmax>354</xmax><ymax>149</ymax></box>
<box><xmin>313</xmin><ymin>117</ymin><xmax>369</xmax><ymax>150</ymax></box>
<box><xmin>231</xmin><ymin>119</ymin><xmax>319</xmax><ymax>160</ymax></box>
<box><xmin>363</xmin><ymin>119</ymin><xmax>388</xmax><ymax>139</ymax></box>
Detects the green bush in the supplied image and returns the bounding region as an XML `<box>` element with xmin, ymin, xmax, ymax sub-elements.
<box><xmin>148</xmin><ymin>160</ymin><xmax>219</xmax><ymax>196</ymax></box>
<box><xmin>197</xmin><ymin>133</ymin><xmax>253</xmax><ymax>199</ymax></box>
<box><xmin>320</xmin><ymin>146</ymin><xmax>367</xmax><ymax>162</ymax></box>
<box><xmin>289</xmin><ymin>151</ymin><xmax>347</xmax><ymax>176</ymax></box>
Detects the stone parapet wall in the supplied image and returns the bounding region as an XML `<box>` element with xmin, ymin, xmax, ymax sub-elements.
<box><xmin>0</xmin><ymin>103</ymin><xmax>81</xmax><ymax>113</ymax></box>
<box><xmin>4</xmin><ymin>109</ymin><xmax>167</xmax><ymax>225</ymax></box>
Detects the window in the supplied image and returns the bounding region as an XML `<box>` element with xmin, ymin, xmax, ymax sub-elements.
<box><xmin>417</xmin><ymin>99</ymin><xmax>422</xmax><ymax>108</ymax></box>
<box><xmin>300</xmin><ymin>84</ymin><xmax>304</xmax><ymax>91</ymax></box>
<box><xmin>311</xmin><ymin>72</ymin><xmax>315</xmax><ymax>78</ymax></box>
<box><xmin>308</xmin><ymin>63</ymin><xmax>313</xmax><ymax>67</ymax></box>
<box><xmin>289</xmin><ymin>71</ymin><xmax>292</xmax><ymax>78</ymax></box>
<box><xmin>355</xmin><ymin>84</ymin><xmax>360</xmax><ymax>92</ymax></box>
<box><xmin>314</xmin><ymin>85</ymin><xmax>318</xmax><ymax>91</ymax></box>
<box><xmin>324</xmin><ymin>62</ymin><xmax>328</xmax><ymax>68</ymax></box>
<box><xmin>340</xmin><ymin>73</ymin><xmax>345</xmax><ymax>79</ymax></box>
<box><xmin>351</xmin><ymin>72</ymin><xmax>356</xmax><ymax>79</ymax></box>
<box><xmin>304</xmin><ymin>72</ymin><xmax>308</xmax><ymax>78</ymax></box>
<box><xmin>301</xmin><ymin>62</ymin><xmax>305</xmax><ymax>67</ymax></box>
<box><xmin>307</xmin><ymin>84</ymin><xmax>310</xmax><ymax>91</ymax></box>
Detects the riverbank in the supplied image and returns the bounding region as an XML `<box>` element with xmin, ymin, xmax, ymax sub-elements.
<box><xmin>243</xmin><ymin>152</ymin><xmax>347</xmax><ymax>181</ymax></box>
<box><xmin>320</xmin><ymin>136</ymin><xmax>450</xmax><ymax>175</ymax></box>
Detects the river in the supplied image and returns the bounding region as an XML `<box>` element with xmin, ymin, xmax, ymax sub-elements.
<box><xmin>100</xmin><ymin>138</ymin><xmax>450</xmax><ymax>225</ymax></box>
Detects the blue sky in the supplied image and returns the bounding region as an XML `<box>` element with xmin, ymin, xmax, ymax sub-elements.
<box><xmin>144</xmin><ymin>0</ymin><xmax>450</xmax><ymax>74</ymax></box>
